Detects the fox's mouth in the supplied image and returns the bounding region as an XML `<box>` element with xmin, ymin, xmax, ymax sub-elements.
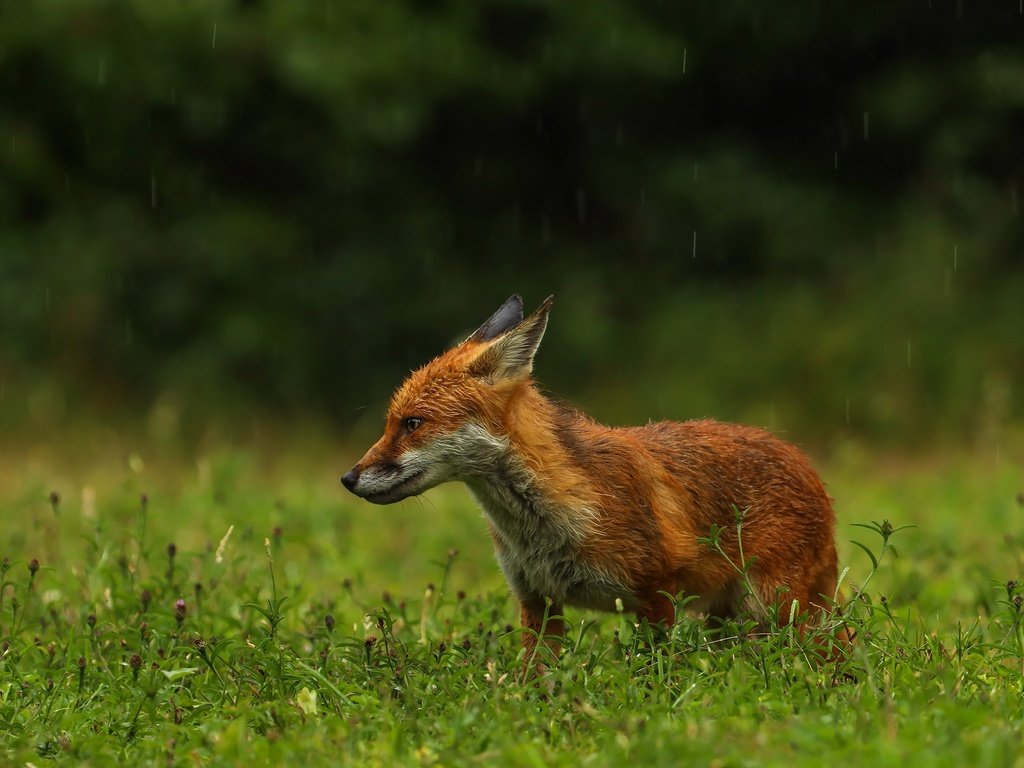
<box><xmin>361</xmin><ymin>469</ymin><xmax>426</xmax><ymax>505</ymax></box>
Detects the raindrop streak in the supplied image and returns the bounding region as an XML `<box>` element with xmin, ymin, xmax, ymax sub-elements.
<box><xmin>907</xmin><ymin>341</ymin><xmax>912</xmax><ymax>367</ymax></box>
<box><xmin>45</xmin><ymin>288</ymin><xmax>50</xmax><ymax>312</ymax></box>
<box><xmin>862</xmin><ymin>111</ymin><xmax>870</xmax><ymax>141</ymax></box>
<box><xmin>953</xmin><ymin>244</ymin><xmax>958</xmax><ymax>271</ymax></box>
<box><xmin>692</xmin><ymin>231</ymin><xmax>697</xmax><ymax>259</ymax></box>
<box><xmin>151</xmin><ymin>175</ymin><xmax>158</xmax><ymax>209</ymax></box>
<box><xmin>212</xmin><ymin>23</ymin><xmax>218</xmax><ymax>49</ymax></box>
<box><xmin>845</xmin><ymin>397</ymin><xmax>850</xmax><ymax>425</ymax></box>
<box><xmin>682</xmin><ymin>48</ymin><xmax>687</xmax><ymax>75</ymax></box>
<box><xmin>97</xmin><ymin>58</ymin><xmax>106</xmax><ymax>87</ymax></box>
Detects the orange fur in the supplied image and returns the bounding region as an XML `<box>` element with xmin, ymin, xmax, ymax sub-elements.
<box><xmin>343</xmin><ymin>296</ymin><xmax>847</xmax><ymax>657</ymax></box>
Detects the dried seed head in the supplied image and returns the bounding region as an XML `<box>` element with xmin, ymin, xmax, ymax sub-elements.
<box><xmin>364</xmin><ymin>635</ymin><xmax>377</xmax><ymax>648</ymax></box>
<box><xmin>86</xmin><ymin>614</ymin><xmax>96</xmax><ymax>628</ymax></box>
<box><xmin>174</xmin><ymin>599</ymin><xmax>186</xmax><ymax>625</ymax></box>
<box><xmin>324</xmin><ymin>614</ymin><xmax>335</xmax><ymax>632</ymax></box>
<box><xmin>129</xmin><ymin>653</ymin><xmax>142</xmax><ymax>670</ymax></box>
<box><xmin>48</xmin><ymin>491</ymin><xmax>60</xmax><ymax>508</ymax></box>
<box><xmin>140</xmin><ymin>590</ymin><xmax>152</xmax><ymax>610</ymax></box>
<box><xmin>167</xmin><ymin>543</ymin><xmax>177</xmax><ymax>559</ymax></box>
<box><xmin>77</xmin><ymin>656</ymin><xmax>86</xmax><ymax>669</ymax></box>
<box><xmin>193</xmin><ymin>637</ymin><xmax>206</xmax><ymax>653</ymax></box>
<box><xmin>28</xmin><ymin>559</ymin><xmax>40</xmax><ymax>576</ymax></box>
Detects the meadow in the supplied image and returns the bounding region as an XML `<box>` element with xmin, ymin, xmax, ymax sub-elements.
<box><xmin>1</xmin><ymin>431</ymin><xmax>1022</xmax><ymax>766</ymax></box>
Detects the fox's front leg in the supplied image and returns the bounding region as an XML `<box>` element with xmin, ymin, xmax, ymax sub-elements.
<box><xmin>520</xmin><ymin>595</ymin><xmax>564</xmax><ymax>660</ymax></box>
<box><xmin>635</xmin><ymin>589</ymin><xmax>676</xmax><ymax>629</ymax></box>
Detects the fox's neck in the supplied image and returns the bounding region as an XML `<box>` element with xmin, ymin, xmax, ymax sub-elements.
<box><xmin>464</xmin><ymin>385</ymin><xmax>600</xmax><ymax>539</ymax></box>
<box><xmin>464</xmin><ymin>385</ymin><xmax>621</xmax><ymax>605</ymax></box>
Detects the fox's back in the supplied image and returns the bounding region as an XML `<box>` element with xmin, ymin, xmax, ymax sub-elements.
<box><xmin>621</xmin><ymin>418</ymin><xmax>833</xmax><ymax>527</ymax></box>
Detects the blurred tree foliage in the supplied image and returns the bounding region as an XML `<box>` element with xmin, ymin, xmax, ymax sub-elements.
<box><xmin>1</xmin><ymin>0</ymin><xmax>1022</xmax><ymax>444</ymax></box>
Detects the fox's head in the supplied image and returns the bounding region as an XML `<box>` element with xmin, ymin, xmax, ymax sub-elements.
<box><xmin>341</xmin><ymin>294</ymin><xmax>552</xmax><ymax>504</ymax></box>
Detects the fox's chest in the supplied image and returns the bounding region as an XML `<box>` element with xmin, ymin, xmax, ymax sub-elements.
<box><xmin>466</xmin><ymin>478</ymin><xmax>633</xmax><ymax>611</ymax></box>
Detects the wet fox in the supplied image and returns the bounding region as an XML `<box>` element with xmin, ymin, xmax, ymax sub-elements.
<box><xmin>342</xmin><ymin>295</ymin><xmax>843</xmax><ymax>654</ymax></box>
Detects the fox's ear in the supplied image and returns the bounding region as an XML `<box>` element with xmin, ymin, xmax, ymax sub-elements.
<box><xmin>467</xmin><ymin>295</ymin><xmax>524</xmax><ymax>343</ymax></box>
<box><xmin>469</xmin><ymin>296</ymin><xmax>553</xmax><ymax>381</ymax></box>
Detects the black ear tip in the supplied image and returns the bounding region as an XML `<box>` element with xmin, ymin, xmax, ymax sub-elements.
<box><xmin>468</xmin><ymin>293</ymin><xmax>527</xmax><ymax>342</ymax></box>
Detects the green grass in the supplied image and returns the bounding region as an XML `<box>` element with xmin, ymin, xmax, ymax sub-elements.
<box><xmin>1</xmin><ymin>436</ymin><xmax>1022</xmax><ymax>766</ymax></box>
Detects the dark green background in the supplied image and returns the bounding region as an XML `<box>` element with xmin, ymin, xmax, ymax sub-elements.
<box><xmin>2</xmin><ymin>1</ymin><xmax>1022</xmax><ymax>445</ymax></box>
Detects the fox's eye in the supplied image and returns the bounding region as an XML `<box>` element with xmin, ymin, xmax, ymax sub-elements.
<box><xmin>404</xmin><ymin>417</ymin><xmax>423</xmax><ymax>433</ymax></box>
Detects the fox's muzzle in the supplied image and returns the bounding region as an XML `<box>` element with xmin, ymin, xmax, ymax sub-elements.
<box><xmin>341</xmin><ymin>461</ymin><xmax>428</xmax><ymax>505</ymax></box>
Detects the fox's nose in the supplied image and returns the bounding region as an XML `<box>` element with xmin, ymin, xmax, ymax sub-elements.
<box><xmin>341</xmin><ymin>468</ymin><xmax>360</xmax><ymax>492</ymax></box>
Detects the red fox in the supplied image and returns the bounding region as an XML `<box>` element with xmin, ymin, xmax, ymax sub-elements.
<box><xmin>343</xmin><ymin>295</ymin><xmax>844</xmax><ymax>653</ymax></box>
